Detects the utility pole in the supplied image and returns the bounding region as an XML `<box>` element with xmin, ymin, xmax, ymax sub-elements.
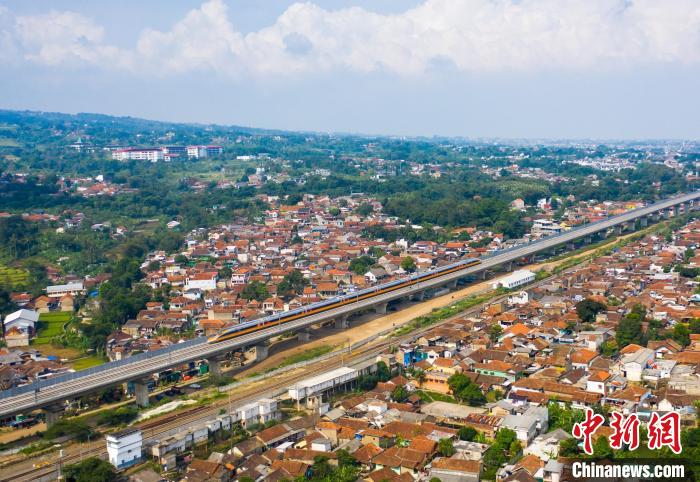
<box><xmin>57</xmin><ymin>448</ymin><xmax>64</xmax><ymax>481</ymax></box>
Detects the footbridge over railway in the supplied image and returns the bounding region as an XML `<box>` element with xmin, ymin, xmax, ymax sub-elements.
<box><xmin>1</xmin><ymin>191</ymin><xmax>698</xmax><ymax>421</ymax></box>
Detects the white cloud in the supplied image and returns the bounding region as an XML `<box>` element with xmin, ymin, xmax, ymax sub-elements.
<box><xmin>13</xmin><ymin>9</ymin><xmax>131</xmax><ymax>68</ymax></box>
<box><xmin>5</xmin><ymin>0</ymin><xmax>700</xmax><ymax>75</ymax></box>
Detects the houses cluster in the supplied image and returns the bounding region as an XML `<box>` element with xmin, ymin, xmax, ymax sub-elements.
<box><xmin>115</xmin><ymin>218</ymin><xmax>700</xmax><ymax>482</ymax></box>
<box><xmin>123</xmin><ymin>194</ymin><xmax>510</xmax><ymax>353</ymax></box>
<box><xmin>511</xmin><ymin>197</ymin><xmax>647</xmax><ymax>240</ymax></box>
<box><xmin>58</xmin><ymin>174</ymin><xmax>138</xmax><ymax>197</ymax></box>
<box><xmin>0</xmin><ymin>344</ymin><xmax>70</xmax><ymax>391</ymax></box>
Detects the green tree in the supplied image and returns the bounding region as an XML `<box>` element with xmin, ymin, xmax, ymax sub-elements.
<box><xmin>376</xmin><ymin>361</ymin><xmax>391</xmax><ymax>382</ymax></box>
<box><xmin>690</xmin><ymin>318</ymin><xmax>700</xmax><ymax>334</ymax></box>
<box><xmin>336</xmin><ymin>449</ymin><xmax>357</xmax><ymax>468</ymax></box>
<box><xmin>63</xmin><ymin>457</ymin><xmax>117</xmax><ymax>482</ymax></box>
<box><xmin>349</xmin><ymin>255</ymin><xmax>375</xmax><ymax>275</ymax></box>
<box><xmin>616</xmin><ymin>312</ymin><xmax>645</xmax><ymax>348</ymax></box>
<box><xmin>391</xmin><ymin>386</ymin><xmax>408</xmax><ymax>403</ymax></box>
<box><xmin>400</xmin><ymin>256</ymin><xmax>417</xmax><ymax>273</ymax></box>
<box><xmin>458</xmin><ymin>426</ymin><xmax>478</xmax><ymax>442</ymax></box>
<box><xmin>489</xmin><ymin>324</ymin><xmax>503</xmax><ymax>343</ymax></box>
<box><xmin>43</xmin><ymin>419</ymin><xmax>94</xmax><ymax>442</ymax></box>
<box><xmin>576</xmin><ymin>299</ymin><xmax>607</xmax><ymax>324</ymax></box>
<box><xmin>218</xmin><ymin>266</ymin><xmax>232</xmax><ymax>279</ymax></box>
<box><xmin>592</xmin><ymin>436</ymin><xmax>613</xmax><ymax>459</ymax></box>
<box><xmin>646</xmin><ymin>318</ymin><xmax>664</xmax><ymax>341</ymax></box>
<box><xmin>241</xmin><ymin>280</ymin><xmax>269</xmax><ymax>301</ymax></box>
<box><xmin>277</xmin><ymin>269</ymin><xmax>308</xmax><ymax>298</ymax></box>
<box><xmin>448</xmin><ymin>373</ymin><xmax>486</xmax><ymax>406</ymax></box>
<box><xmin>356</xmin><ymin>203</ymin><xmax>374</xmax><ymax>217</ymax></box>
<box><xmin>438</xmin><ymin>438</ymin><xmax>455</xmax><ymax>457</ymax></box>
<box><xmin>559</xmin><ymin>437</ymin><xmax>580</xmax><ymax>457</ymax></box>
<box><xmin>672</xmin><ymin>323</ymin><xmax>691</xmax><ymax>347</ymax></box>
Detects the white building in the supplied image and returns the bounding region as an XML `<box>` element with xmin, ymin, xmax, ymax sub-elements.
<box><xmin>112</xmin><ymin>148</ymin><xmax>165</xmax><ymax>162</ymax></box>
<box><xmin>46</xmin><ymin>282</ymin><xmax>86</xmax><ymax>298</ymax></box>
<box><xmin>106</xmin><ymin>428</ymin><xmax>142</xmax><ymax>469</ymax></box>
<box><xmin>185</xmin><ymin>273</ymin><xmax>218</xmax><ymax>291</ymax></box>
<box><xmin>532</xmin><ymin>219</ymin><xmax>562</xmax><ymax>236</ymax></box>
<box><xmin>500</xmin><ymin>406</ymin><xmax>548</xmax><ymax>444</ymax></box>
<box><xmin>621</xmin><ymin>348</ymin><xmax>655</xmax><ymax>382</ymax></box>
<box><xmin>234</xmin><ymin>398</ymin><xmax>278</xmax><ymax>428</ymax></box>
<box><xmin>491</xmin><ymin>270</ymin><xmax>535</xmax><ymax>290</ymax></box>
<box><xmin>3</xmin><ymin>309</ymin><xmax>39</xmax><ymax>334</ymax></box>
<box><xmin>288</xmin><ymin>366</ymin><xmax>357</xmax><ymax>401</ymax></box>
<box><xmin>186</xmin><ymin>145</ymin><xmax>223</xmax><ymax>159</ymax></box>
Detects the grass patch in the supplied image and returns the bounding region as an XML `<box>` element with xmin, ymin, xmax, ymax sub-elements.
<box><xmin>72</xmin><ymin>355</ymin><xmax>105</xmax><ymax>370</ymax></box>
<box><xmin>393</xmin><ymin>293</ymin><xmax>495</xmax><ymax>337</ymax></box>
<box><xmin>33</xmin><ymin>312</ymin><xmax>72</xmax><ymax>345</ymax></box>
<box><xmin>416</xmin><ymin>390</ymin><xmax>457</xmax><ymax>403</ymax></box>
<box><xmin>0</xmin><ymin>265</ymin><xmax>29</xmax><ymax>289</ymax></box>
<box><xmin>278</xmin><ymin>345</ymin><xmax>335</xmax><ymax>368</ymax></box>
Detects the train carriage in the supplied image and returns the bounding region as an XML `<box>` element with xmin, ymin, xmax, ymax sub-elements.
<box><xmin>207</xmin><ymin>257</ymin><xmax>480</xmax><ymax>344</ymax></box>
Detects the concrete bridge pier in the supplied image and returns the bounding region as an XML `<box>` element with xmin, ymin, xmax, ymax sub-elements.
<box><xmin>480</xmin><ymin>270</ymin><xmax>488</xmax><ymax>280</ymax></box>
<box><xmin>374</xmin><ymin>302</ymin><xmax>388</xmax><ymax>315</ymax></box>
<box><xmin>254</xmin><ymin>343</ymin><xmax>269</xmax><ymax>362</ymax></box>
<box><xmin>411</xmin><ymin>290</ymin><xmax>425</xmax><ymax>302</ymax></box>
<box><xmin>447</xmin><ymin>279</ymin><xmax>458</xmax><ymax>289</ymax></box>
<box><xmin>298</xmin><ymin>330</ymin><xmax>312</xmax><ymax>341</ymax></box>
<box><xmin>674</xmin><ymin>205</ymin><xmax>680</xmax><ymax>217</ymax></box>
<box><xmin>584</xmin><ymin>236</ymin><xmax>592</xmax><ymax>245</ymax></box>
<box><xmin>640</xmin><ymin>216</ymin><xmax>648</xmax><ymax>227</ymax></box>
<box><xmin>615</xmin><ymin>225</ymin><xmax>623</xmax><ymax>236</ymax></box>
<box><xmin>334</xmin><ymin>314</ymin><xmax>350</xmax><ymax>329</ymax></box>
<box><xmin>133</xmin><ymin>378</ymin><xmax>151</xmax><ymax>408</ymax></box>
<box><xmin>43</xmin><ymin>404</ymin><xmax>64</xmax><ymax>428</ymax></box>
<box><xmin>207</xmin><ymin>355</ymin><xmax>226</xmax><ymax>378</ymax></box>
<box><xmin>566</xmin><ymin>242</ymin><xmax>576</xmax><ymax>251</ymax></box>
<box><xmin>504</xmin><ymin>261</ymin><xmax>513</xmax><ymax>272</ymax></box>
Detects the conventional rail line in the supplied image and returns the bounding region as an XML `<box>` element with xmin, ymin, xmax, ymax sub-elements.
<box><xmin>1</xmin><ymin>264</ymin><xmax>587</xmax><ymax>482</ymax></box>
<box><xmin>0</xmin><ymin>191</ymin><xmax>697</xmax><ymax>419</ymax></box>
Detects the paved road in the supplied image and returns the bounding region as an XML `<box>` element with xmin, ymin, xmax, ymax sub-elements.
<box><xmin>1</xmin><ymin>191</ymin><xmax>697</xmax><ymax>418</ymax></box>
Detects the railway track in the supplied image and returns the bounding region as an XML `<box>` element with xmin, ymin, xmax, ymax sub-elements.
<box><xmin>3</xmin><ymin>264</ymin><xmax>583</xmax><ymax>481</ymax></box>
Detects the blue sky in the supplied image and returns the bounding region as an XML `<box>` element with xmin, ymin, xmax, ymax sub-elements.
<box><xmin>1</xmin><ymin>0</ymin><xmax>699</xmax><ymax>139</ymax></box>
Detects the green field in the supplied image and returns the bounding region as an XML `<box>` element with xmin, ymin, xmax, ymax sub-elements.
<box><xmin>33</xmin><ymin>312</ymin><xmax>71</xmax><ymax>345</ymax></box>
<box><xmin>72</xmin><ymin>355</ymin><xmax>106</xmax><ymax>370</ymax></box>
<box><xmin>0</xmin><ymin>265</ymin><xmax>29</xmax><ymax>289</ymax></box>
<box><xmin>416</xmin><ymin>390</ymin><xmax>457</xmax><ymax>404</ymax></box>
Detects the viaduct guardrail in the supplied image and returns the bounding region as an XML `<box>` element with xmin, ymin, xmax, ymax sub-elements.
<box><xmin>0</xmin><ymin>191</ymin><xmax>697</xmax><ymax>418</ymax></box>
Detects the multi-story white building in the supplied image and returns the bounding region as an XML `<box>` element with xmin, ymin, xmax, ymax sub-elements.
<box><xmin>106</xmin><ymin>428</ymin><xmax>142</xmax><ymax>469</ymax></box>
<box><xmin>532</xmin><ymin>219</ymin><xmax>563</xmax><ymax>237</ymax></box>
<box><xmin>186</xmin><ymin>145</ymin><xmax>223</xmax><ymax>159</ymax></box>
<box><xmin>233</xmin><ymin>398</ymin><xmax>279</xmax><ymax>428</ymax></box>
<box><xmin>112</xmin><ymin>148</ymin><xmax>165</xmax><ymax>162</ymax></box>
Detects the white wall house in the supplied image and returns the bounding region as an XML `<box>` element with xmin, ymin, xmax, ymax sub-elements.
<box><xmin>185</xmin><ymin>273</ymin><xmax>218</xmax><ymax>291</ymax></box>
<box><xmin>491</xmin><ymin>270</ymin><xmax>536</xmax><ymax>290</ymax></box>
<box><xmin>3</xmin><ymin>309</ymin><xmax>39</xmax><ymax>334</ymax></box>
<box><xmin>106</xmin><ymin>428</ymin><xmax>142</xmax><ymax>469</ymax></box>
<box><xmin>46</xmin><ymin>282</ymin><xmax>85</xmax><ymax>298</ymax></box>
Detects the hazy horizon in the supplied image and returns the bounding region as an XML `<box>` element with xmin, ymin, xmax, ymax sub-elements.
<box><xmin>2</xmin><ymin>0</ymin><xmax>700</xmax><ymax>140</ymax></box>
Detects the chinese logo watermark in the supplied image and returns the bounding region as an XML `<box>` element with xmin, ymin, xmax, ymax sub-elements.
<box><xmin>571</xmin><ymin>408</ymin><xmax>682</xmax><ymax>455</ymax></box>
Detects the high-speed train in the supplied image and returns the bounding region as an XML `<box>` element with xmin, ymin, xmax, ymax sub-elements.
<box><xmin>207</xmin><ymin>257</ymin><xmax>481</xmax><ymax>344</ymax></box>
